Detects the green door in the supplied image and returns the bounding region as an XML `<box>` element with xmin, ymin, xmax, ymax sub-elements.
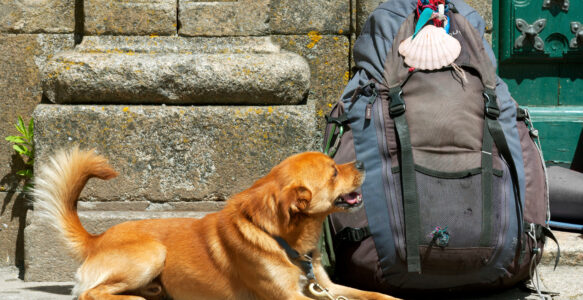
<box><xmin>494</xmin><ymin>0</ymin><xmax>583</xmax><ymax>165</ymax></box>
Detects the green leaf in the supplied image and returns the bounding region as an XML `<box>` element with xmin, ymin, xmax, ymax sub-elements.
<box><xmin>5</xmin><ymin>136</ymin><xmax>25</xmax><ymax>143</ymax></box>
<box><xmin>16</xmin><ymin>169</ymin><xmax>32</xmax><ymax>178</ymax></box>
<box><xmin>16</xmin><ymin>116</ymin><xmax>26</xmax><ymax>136</ymax></box>
<box><xmin>13</xmin><ymin>144</ymin><xmax>27</xmax><ymax>154</ymax></box>
<box><xmin>23</xmin><ymin>183</ymin><xmax>34</xmax><ymax>192</ymax></box>
<box><xmin>27</xmin><ymin>118</ymin><xmax>34</xmax><ymax>139</ymax></box>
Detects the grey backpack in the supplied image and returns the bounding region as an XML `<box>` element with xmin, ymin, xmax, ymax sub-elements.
<box><xmin>321</xmin><ymin>0</ymin><xmax>559</xmax><ymax>294</ymax></box>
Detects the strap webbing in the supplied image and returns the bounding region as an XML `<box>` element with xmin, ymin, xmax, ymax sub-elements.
<box><xmin>480</xmin><ymin>119</ymin><xmax>494</xmax><ymax>246</ymax></box>
<box><xmin>539</xmin><ymin>225</ymin><xmax>560</xmax><ymax>270</ymax></box>
<box><xmin>483</xmin><ymin>90</ymin><xmax>524</xmax><ymax>268</ymax></box>
<box><xmin>389</xmin><ymin>87</ymin><xmax>421</xmax><ymax>273</ymax></box>
<box><xmin>479</xmin><ymin>91</ymin><xmax>498</xmax><ymax>247</ymax></box>
<box><xmin>273</xmin><ymin>235</ymin><xmax>315</xmax><ymax>280</ymax></box>
<box><xmin>318</xmin><ymin>218</ymin><xmax>336</xmax><ymax>276</ymax></box>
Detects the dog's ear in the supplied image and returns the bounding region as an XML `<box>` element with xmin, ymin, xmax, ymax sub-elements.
<box><xmin>289</xmin><ymin>185</ymin><xmax>312</xmax><ymax>213</ymax></box>
<box><xmin>279</xmin><ymin>184</ymin><xmax>312</xmax><ymax>222</ymax></box>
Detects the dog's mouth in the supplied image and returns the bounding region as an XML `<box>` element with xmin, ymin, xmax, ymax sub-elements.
<box><xmin>334</xmin><ymin>192</ymin><xmax>363</xmax><ymax>208</ymax></box>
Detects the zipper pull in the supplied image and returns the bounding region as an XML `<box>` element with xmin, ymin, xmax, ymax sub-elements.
<box><xmin>365</xmin><ymin>103</ymin><xmax>373</xmax><ymax>120</ymax></box>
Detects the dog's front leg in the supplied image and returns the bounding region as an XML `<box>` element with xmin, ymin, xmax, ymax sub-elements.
<box><xmin>310</xmin><ymin>251</ymin><xmax>401</xmax><ymax>300</ymax></box>
<box><xmin>243</xmin><ymin>270</ymin><xmax>313</xmax><ymax>300</ymax></box>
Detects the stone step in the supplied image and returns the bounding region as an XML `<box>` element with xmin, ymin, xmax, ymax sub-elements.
<box><xmin>32</xmin><ymin>103</ymin><xmax>317</xmax><ymax>203</ymax></box>
<box><xmin>25</xmin><ymin>209</ymin><xmax>215</xmax><ymax>282</ymax></box>
<box><xmin>42</xmin><ymin>36</ymin><xmax>310</xmax><ymax>105</ymax></box>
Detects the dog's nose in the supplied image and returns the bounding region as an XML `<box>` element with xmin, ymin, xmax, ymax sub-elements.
<box><xmin>354</xmin><ymin>160</ymin><xmax>365</xmax><ymax>171</ymax></box>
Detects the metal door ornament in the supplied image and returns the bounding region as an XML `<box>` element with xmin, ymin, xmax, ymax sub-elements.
<box><xmin>542</xmin><ymin>0</ymin><xmax>569</xmax><ymax>12</ymax></box>
<box><xmin>514</xmin><ymin>18</ymin><xmax>547</xmax><ymax>51</ymax></box>
<box><xmin>570</xmin><ymin>22</ymin><xmax>583</xmax><ymax>48</ymax></box>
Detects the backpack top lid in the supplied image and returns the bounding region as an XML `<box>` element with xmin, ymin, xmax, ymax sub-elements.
<box><xmin>353</xmin><ymin>0</ymin><xmax>494</xmax><ymax>84</ymax></box>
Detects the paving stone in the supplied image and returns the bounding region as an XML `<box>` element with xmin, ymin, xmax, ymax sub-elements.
<box><xmin>0</xmin><ymin>34</ymin><xmax>74</xmax><ymax>195</ymax></box>
<box><xmin>84</xmin><ymin>0</ymin><xmax>176</xmax><ymax>35</ymax></box>
<box><xmin>270</xmin><ymin>0</ymin><xmax>350</xmax><ymax>34</ymax></box>
<box><xmin>179</xmin><ymin>0</ymin><xmax>269</xmax><ymax>36</ymax></box>
<box><xmin>25</xmin><ymin>210</ymin><xmax>211</xmax><ymax>282</ymax></box>
<box><xmin>538</xmin><ymin>265</ymin><xmax>583</xmax><ymax>300</ymax></box>
<box><xmin>0</xmin><ymin>266</ymin><xmax>73</xmax><ymax>300</ymax></box>
<box><xmin>33</xmin><ymin>104</ymin><xmax>318</xmax><ymax>203</ymax></box>
<box><xmin>0</xmin><ymin>0</ymin><xmax>74</xmax><ymax>33</ymax></box>
<box><xmin>272</xmin><ymin>35</ymin><xmax>350</xmax><ymax>130</ymax></box>
<box><xmin>42</xmin><ymin>37</ymin><xmax>310</xmax><ymax>105</ymax></box>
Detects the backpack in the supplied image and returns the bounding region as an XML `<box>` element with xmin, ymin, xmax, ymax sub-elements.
<box><xmin>320</xmin><ymin>0</ymin><xmax>560</xmax><ymax>294</ymax></box>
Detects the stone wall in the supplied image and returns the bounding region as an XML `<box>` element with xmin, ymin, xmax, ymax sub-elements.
<box><xmin>0</xmin><ymin>0</ymin><xmax>493</xmax><ymax>280</ymax></box>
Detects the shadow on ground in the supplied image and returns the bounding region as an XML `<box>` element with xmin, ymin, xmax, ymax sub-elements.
<box><xmin>24</xmin><ymin>285</ymin><xmax>74</xmax><ymax>295</ymax></box>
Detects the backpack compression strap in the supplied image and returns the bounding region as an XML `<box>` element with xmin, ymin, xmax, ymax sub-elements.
<box><xmin>381</xmin><ymin>12</ymin><xmax>421</xmax><ymax>274</ymax></box>
<box><xmin>388</xmin><ymin>86</ymin><xmax>421</xmax><ymax>273</ymax></box>
<box><xmin>479</xmin><ymin>90</ymin><xmax>497</xmax><ymax>247</ymax></box>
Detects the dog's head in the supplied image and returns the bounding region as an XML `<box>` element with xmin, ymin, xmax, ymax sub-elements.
<box><xmin>272</xmin><ymin>152</ymin><xmax>365</xmax><ymax>219</ymax></box>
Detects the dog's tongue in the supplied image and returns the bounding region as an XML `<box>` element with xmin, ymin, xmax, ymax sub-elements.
<box><xmin>342</xmin><ymin>192</ymin><xmax>361</xmax><ymax>204</ymax></box>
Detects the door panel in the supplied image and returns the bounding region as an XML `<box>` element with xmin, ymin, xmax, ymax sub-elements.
<box><xmin>495</xmin><ymin>0</ymin><xmax>583</xmax><ymax>165</ymax></box>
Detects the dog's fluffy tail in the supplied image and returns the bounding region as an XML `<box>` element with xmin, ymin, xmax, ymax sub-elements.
<box><xmin>32</xmin><ymin>147</ymin><xmax>118</xmax><ymax>261</ymax></box>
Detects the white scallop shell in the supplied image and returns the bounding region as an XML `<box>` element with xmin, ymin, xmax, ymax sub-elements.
<box><xmin>398</xmin><ymin>25</ymin><xmax>461</xmax><ymax>70</ymax></box>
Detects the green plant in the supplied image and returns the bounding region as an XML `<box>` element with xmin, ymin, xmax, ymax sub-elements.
<box><xmin>5</xmin><ymin>116</ymin><xmax>34</xmax><ymax>190</ymax></box>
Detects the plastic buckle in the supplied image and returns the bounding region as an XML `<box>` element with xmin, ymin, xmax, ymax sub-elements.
<box><xmin>483</xmin><ymin>91</ymin><xmax>500</xmax><ymax>119</ymax></box>
<box><xmin>362</xmin><ymin>82</ymin><xmax>376</xmax><ymax>97</ymax></box>
<box><xmin>389</xmin><ymin>89</ymin><xmax>406</xmax><ymax>117</ymax></box>
<box><xmin>516</xmin><ymin>107</ymin><xmax>527</xmax><ymax>121</ymax></box>
<box><xmin>336</xmin><ymin>227</ymin><xmax>368</xmax><ymax>242</ymax></box>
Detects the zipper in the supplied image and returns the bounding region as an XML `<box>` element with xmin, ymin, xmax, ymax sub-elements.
<box><xmin>372</xmin><ymin>87</ymin><xmax>406</xmax><ymax>261</ymax></box>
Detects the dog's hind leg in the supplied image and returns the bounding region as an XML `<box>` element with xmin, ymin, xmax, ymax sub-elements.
<box><xmin>74</xmin><ymin>238</ymin><xmax>167</xmax><ymax>300</ymax></box>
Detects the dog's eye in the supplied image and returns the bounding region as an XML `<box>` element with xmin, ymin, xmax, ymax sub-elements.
<box><xmin>333</xmin><ymin>168</ymin><xmax>338</xmax><ymax>177</ymax></box>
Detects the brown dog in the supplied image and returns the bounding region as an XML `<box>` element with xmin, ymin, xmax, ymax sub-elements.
<box><xmin>33</xmin><ymin>147</ymin><xmax>399</xmax><ymax>300</ymax></box>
